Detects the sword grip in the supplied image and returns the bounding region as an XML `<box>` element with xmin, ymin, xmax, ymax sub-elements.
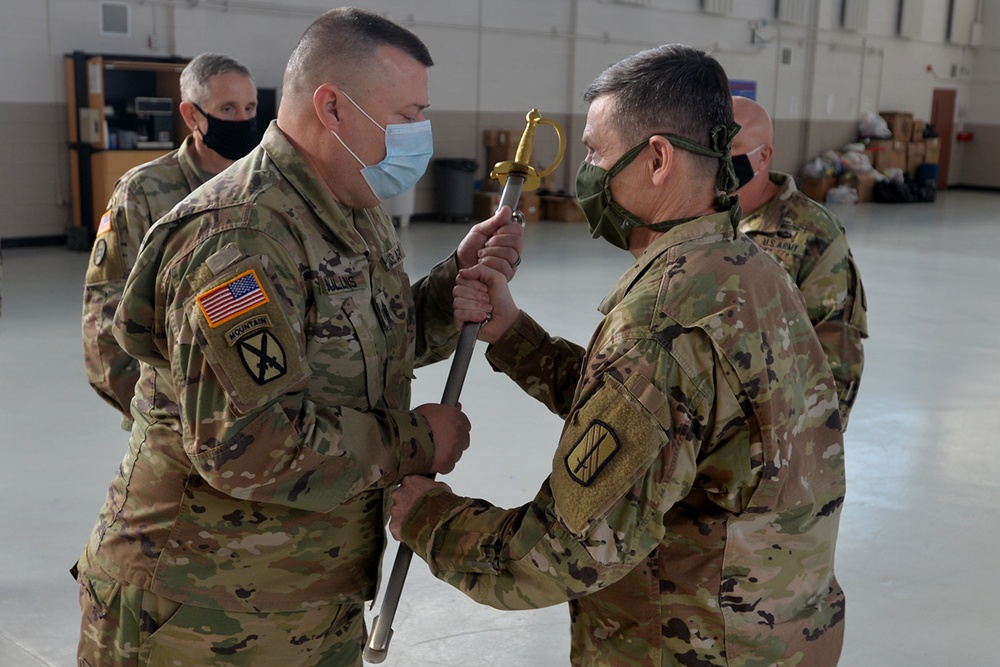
<box><xmin>364</xmin><ymin>128</ymin><xmax>534</xmax><ymax>663</ymax></box>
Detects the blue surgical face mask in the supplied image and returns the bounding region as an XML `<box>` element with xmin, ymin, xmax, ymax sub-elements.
<box><xmin>331</xmin><ymin>90</ymin><xmax>433</xmax><ymax>202</ymax></box>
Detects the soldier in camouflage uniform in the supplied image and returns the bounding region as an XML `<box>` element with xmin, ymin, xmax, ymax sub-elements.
<box><xmin>82</xmin><ymin>53</ymin><xmax>258</xmax><ymax>429</ymax></box>
<box><xmin>732</xmin><ymin>96</ymin><xmax>868</xmax><ymax>427</ymax></box>
<box><xmin>74</xmin><ymin>9</ymin><xmax>523</xmax><ymax>666</ymax></box>
<box><xmin>390</xmin><ymin>45</ymin><xmax>846</xmax><ymax>666</ymax></box>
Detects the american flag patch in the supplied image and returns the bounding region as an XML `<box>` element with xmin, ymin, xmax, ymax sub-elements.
<box><xmin>97</xmin><ymin>211</ymin><xmax>112</xmax><ymax>236</ymax></box>
<box><xmin>197</xmin><ymin>269</ymin><xmax>270</xmax><ymax>328</ymax></box>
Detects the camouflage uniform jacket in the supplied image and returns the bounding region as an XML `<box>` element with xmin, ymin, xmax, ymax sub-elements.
<box><xmin>739</xmin><ymin>171</ymin><xmax>868</xmax><ymax>427</ymax></box>
<box><xmin>401</xmin><ymin>212</ymin><xmax>846</xmax><ymax>666</ymax></box>
<box><xmin>82</xmin><ymin>135</ymin><xmax>211</xmax><ymax>427</ymax></box>
<box><xmin>77</xmin><ymin>122</ymin><xmax>461</xmax><ymax>612</ymax></box>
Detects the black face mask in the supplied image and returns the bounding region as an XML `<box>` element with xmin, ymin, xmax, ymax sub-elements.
<box><xmin>193</xmin><ymin>103</ymin><xmax>258</xmax><ymax>161</ymax></box>
<box><xmin>732</xmin><ymin>153</ymin><xmax>755</xmax><ymax>190</ymax></box>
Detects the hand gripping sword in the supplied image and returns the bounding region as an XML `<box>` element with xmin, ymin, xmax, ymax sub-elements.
<box><xmin>363</xmin><ymin>109</ymin><xmax>565</xmax><ymax>663</ymax></box>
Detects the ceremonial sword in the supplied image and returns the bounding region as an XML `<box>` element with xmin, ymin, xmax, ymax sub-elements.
<box><xmin>364</xmin><ymin>108</ymin><xmax>565</xmax><ymax>663</ymax></box>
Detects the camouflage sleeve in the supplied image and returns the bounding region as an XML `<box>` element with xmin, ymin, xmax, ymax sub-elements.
<box><xmin>411</xmin><ymin>252</ymin><xmax>461</xmax><ymax>368</ymax></box>
<box><xmin>81</xmin><ymin>178</ymin><xmax>155</xmax><ymax>426</ymax></box>
<box><xmin>484</xmin><ymin>310</ymin><xmax>588</xmax><ymax>418</ymax></box>
<box><xmin>402</xmin><ymin>339</ymin><xmax>705</xmax><ymax>610</ymax></box>
<box><xmin>161</xmin><ymin>230</ymin><xmax>436</xmax><ymax>512</ymax></box>
<box><xmin>799</xmin><ymin>235</ymin><xmax>868</xmax><ymax>427</ymax></box>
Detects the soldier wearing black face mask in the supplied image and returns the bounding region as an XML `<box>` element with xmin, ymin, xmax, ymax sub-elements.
<box><xmin>81</xmin><ymin>53</ymin><xmax>257</xmax><ymax>430</ymax></box>
<box><xmin>731</xmin><ymin>96</ymin><xmax>869</xmax><ymax>428</ymax></box>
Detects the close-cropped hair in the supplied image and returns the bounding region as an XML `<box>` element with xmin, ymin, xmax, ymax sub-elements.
<box><xmin>179</xmin><ymin>53</ymin><xmax>254</xmax><ymax>106</ymax></box>
<box><xmin>282</xmin><ymin>7</ymin><xmax>433</xmax><ymax>101</ymax></box>
<box><xmin>584</xmin><ymin>44</ymin><xmax>732</xmax><ymax>178</ymax></box>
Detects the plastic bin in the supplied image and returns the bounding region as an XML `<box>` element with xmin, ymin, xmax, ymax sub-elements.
<box><xmin>433</xmin><ymin>158</ymin><xmax>478</xmax><ymax>222</ymax></box>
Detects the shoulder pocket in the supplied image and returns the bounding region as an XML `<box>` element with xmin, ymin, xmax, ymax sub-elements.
<box><xmin>186</xmin><ymin>256</ymin><xmax>308</xmax><ymax>415</ymax></box>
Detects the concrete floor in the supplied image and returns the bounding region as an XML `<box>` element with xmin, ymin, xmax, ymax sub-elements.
<box><xmin>1</xmin><ymin>189</ymin><xmax>998</xmax><ymax>666</ymax></box>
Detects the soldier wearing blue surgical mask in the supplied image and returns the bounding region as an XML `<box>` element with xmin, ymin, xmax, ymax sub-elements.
<box><xmin>73</xmin><ymin>8</ymin><xmax>524</xmax><ymax>666</ymax></box>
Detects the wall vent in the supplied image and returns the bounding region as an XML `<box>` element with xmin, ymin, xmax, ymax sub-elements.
<box><xmin>100</xmin><ymin>1</ymin><xmax>130</xmax><ymax>36</ymax></box>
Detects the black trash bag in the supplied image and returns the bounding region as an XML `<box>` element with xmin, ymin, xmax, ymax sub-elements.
<box><xmin>910</xmin><ymin>177</ymin><xmax>937</xmax><ymax>202</ymax></box>
<box><xmin>873</xmin><ymin>176</ymin><xmax>937</xmax><ymax>203</ymax></box>
<box><xmin>874</xmin><ymin>179</ymin><xmax>918</xmax><ymax>203</ymax></box>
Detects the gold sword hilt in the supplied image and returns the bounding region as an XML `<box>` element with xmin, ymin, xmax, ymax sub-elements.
<box><xmin>490</xmin><ymin>109</ymin><xmax>567</xmax><ymax>193</ymax></box>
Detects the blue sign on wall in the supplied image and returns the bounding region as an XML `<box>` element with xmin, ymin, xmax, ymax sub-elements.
<box><xmin>730</xmin><ymin>80</ymin><xmax>757</xmax><ymax>101</ymax></box>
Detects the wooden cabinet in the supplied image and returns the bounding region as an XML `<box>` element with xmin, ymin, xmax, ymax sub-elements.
<box><xmin>65</xmin><ymin>52</ymin><xmax>189</xmax><ymax>249</ymax></box>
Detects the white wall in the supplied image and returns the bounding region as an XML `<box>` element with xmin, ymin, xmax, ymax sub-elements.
<box><xmin>1</xmin><ymin>0</ymin><xmax>998</xmax><ymax>240</ymax></box>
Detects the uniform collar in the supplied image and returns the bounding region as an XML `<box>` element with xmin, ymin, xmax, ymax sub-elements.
<box><xmin>599</xmin><ymin>210</ymin><xmax>736</xmax><ymax>315</ymax></box>
<box><xmin>738</xmin><ymin>171</ymin><xmax>795</xmax><ymax>234</ymax></box>
<box><xmin>261</xmin><ymin>120</ymin><xmax>369</xmax><ymax>256</ymax></box>
<box><xmin>176</xmin><ymin>134</ymin><xmax>213</xmax><ymax>189</ymax></box>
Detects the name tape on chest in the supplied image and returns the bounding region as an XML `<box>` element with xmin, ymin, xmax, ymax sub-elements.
<box><xmin>197</xmin><ymin>269</ymin><xmax>270</xmax><ymax>328</ymax></box>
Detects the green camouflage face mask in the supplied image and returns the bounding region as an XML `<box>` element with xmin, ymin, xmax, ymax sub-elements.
<box><xmin>575</xmin><ymin>124</ymin><xmax>743</xmax><ymax>251</ymax></box>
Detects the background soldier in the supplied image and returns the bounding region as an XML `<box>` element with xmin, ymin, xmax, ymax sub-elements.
<box><xmin>731</xmin><ymin>95</ymin><xmax>869</xmax><ymax>427</ymax></box>
<box><xmin>82</xmin><ymin>52</ymin><xmax>258</xmax><ymax>428</ymax></box>
<box><xmin>390</xmin><ymin>44</ymin><xmax>847</xmax><ymax>666</ymax></box>
<box><xmin>74</xmin><ymin>8</ymin><xmax>522</xmax><ymax>666</ymax></box>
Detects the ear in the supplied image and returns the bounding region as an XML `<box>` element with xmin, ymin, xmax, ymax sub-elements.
<box><xmin>758</xmin><ymin>144</ymin><xmax>775</xmax><ymax>168</ymax></box>
<box><xmin>313</xmin><ymin>83</ymin><xmax>343</xmax><ymax>132</ymax></box>
<box><xmin>647</xmin><ymin>136</ymin><xmax>674</xmax><ymax>185</ymax></box>
<box><xmin>178</xmin><ymin>101</ymin><xmax>201</xmax><ymax>133</ymax></box>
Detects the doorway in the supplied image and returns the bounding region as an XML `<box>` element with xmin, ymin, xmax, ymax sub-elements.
<box><xmin>931</xmin><ymin>88</ymin><xmax>956</xmax><ymax>189</ymax></box>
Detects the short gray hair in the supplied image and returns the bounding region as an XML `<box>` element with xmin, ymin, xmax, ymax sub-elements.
<box><xmin>583</xmin><ymin>44</ymin><xmax>733</xmax><ymax>180</ymax></box>
<box><xmin>180</xmin><ymin>53</ymin><xmax>253</xmax><ymax>106</ymax></box>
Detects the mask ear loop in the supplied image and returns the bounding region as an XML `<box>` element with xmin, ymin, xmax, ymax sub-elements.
<box><xmin>646</xmin><ymin>124</ymin><xmax>743</xmax><ymax>234</ymax></box>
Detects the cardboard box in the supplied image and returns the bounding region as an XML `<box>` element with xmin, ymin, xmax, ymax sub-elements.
<box><xmin>483</xmin><ymin>129</ymin><xmax>519</xmax><ymax>164</ymax></box>
<box><xmin>911</xmin><ymin>119</ymin><xmax>927</xmax><ymax>141</ymax></box>
<box><xmin>865</xmin><ymin>139</ymin><xmax>907</xmax><ymax>173</ymax></box>
<box><xmin>519</xmin><ymin>193</ymin><xmax>541</xmax><ymax>222</ymax></box>
<box><xmin>541</xmin><ymin>195</ymin><xmax>587</xmax><ymax>222</ymax></box>
<box><xmin>924</xmin><ymin>137</ymin><xmax>940</xmax><ymax>163</ymax></box>
<box><xmin>473</xmin><ymin>190</ymin><xmax>541</xmax><ymax>222</ymax></box>
<box><xmin>879</xmin><ymin>112</ymin><xmax>914</xmax><ymax>143</ymax></box>
<box><xmin>907</xmin><ymin>141</ymin><xmax>926</xmax><ymax>175</ymax></box>
<box><xmin>840</xmin><ymin>171</ymin><xmax>877</xmax><ymax>203</ymax></box>
<box><xmin>799</xmin><ymin>176</ymin><xmax>837</xmax><ymax>203</ymax></box>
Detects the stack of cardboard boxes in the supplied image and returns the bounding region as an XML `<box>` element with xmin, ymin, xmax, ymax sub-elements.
<box><xmin>866</xmin><ymin>111</ymin><xmax>940</xmax><ymax>178</ymax></box>
<box><xmin>848</xmin><ymin>111</ymin><xmax>940</xmax><ymax>202</ymax></box>
<box><xmin>802</xmin><ymin>111</ymin><xmax>942</xmax><ymax>204</ymax></box>
<box><xmin>477</xmin><ymin>129</ymin><xmax>586</xmax><ymax>222</ymax></box>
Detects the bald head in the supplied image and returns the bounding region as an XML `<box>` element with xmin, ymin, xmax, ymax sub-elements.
<box><xmin>732</xmin><ymin>96</ymin><xmax>773</xmax><ymax>154</ymax></box>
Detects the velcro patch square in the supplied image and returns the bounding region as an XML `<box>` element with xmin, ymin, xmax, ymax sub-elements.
<box><xmin>197</xmin><ymin>269</ymin><xmax>270</xmax><ymax>328</ymax></box>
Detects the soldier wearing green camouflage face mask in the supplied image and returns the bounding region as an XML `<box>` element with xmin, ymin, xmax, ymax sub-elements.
<box><xmin>732</xmin><ymin>96</ymin><xmax>868</xmax><ymax>428</ymax></box>
<box><xmin>82</xmin><ymin>52</ymin><xmax>258</xmax><ymax>430</ymax></box>
<box><xmin>73</xmin><ymin>8</ymin><xmax>524</xmax><ymax>666</ymax></box>
<box><xmin>390</xmin><ymin>44</ymin><xmax>846</xmax><ymax>666</ymax></box>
